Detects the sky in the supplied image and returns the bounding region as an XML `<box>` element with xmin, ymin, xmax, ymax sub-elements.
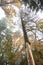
<box><xmin>0</xmin><ymin>7</ymin><xmax>6</xmax><ymax>20</ymax></box>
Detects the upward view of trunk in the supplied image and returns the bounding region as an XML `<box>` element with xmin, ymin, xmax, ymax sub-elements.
<box><xmin>26</xmin><ymin>43</ymin><xmax>35</xmax><ymax>65</ymax></box>
<box><xmin>0</xmin><ymin>0</ymin><xmax>43</xmax><ymax>65</ymax></box>
<box><xmin>21</xmin><ymin>19</ymin><xmax>35</xmax><ymax>65</ymax></box>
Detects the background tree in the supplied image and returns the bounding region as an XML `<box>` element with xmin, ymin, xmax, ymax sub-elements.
<box><xmin>0</xmin><ymin>18</ymin><xmax>15</xmax><ymax>65</ymax></box>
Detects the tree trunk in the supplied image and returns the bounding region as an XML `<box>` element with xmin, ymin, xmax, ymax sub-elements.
<box><xmin>26</xmin><ymin>42</ymin><xmax>35</xmax><ymax>65</ymax></box>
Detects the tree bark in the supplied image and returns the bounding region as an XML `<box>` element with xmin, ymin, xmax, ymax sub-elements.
<box><xmin>26</xmin><ymin>42</ymin><xmax>35</xmax><ymax>65</ymax></box>
<box><xmin>21</xmin><ymin>19</ymin><xmax>35</xmax><ymax>65</ymax></box>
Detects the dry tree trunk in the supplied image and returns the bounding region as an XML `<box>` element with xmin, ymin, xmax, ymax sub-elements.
<box><xmin>21</xmin><ymin>19</ymin><xmax>35</xmax><ymax>65</ymax></box>
<box><xmin>26</xmin><ymin>42</ymin><xmax>35</xmax><ymax>65</ymax></box>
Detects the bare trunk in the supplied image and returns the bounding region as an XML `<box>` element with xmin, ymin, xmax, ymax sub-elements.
<box><xmin>26</xmin><ymin>42</ymin><xmax>35</xmax><ymax>65</ymax></box>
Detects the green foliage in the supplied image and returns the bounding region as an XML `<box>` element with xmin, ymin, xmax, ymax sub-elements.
<box><xmin>30</xmin><ymin>0</ymin><xmax>38</xmax><ymax>9</ymax></box>
<box><xmin>37</xmin><ymin>19</ymin><xmax>43</xmax><ymax>32</ymax></box>
<box><xmin>0</xmin><ymin>32</ymin><xmax>13</xmax><ymax>65</ymax></box>
<box><xmin>23</xmin><ymin>0</ymin><xmax>29</xmax><ymax>3</ymax></box>
<box><xmin>39</xmin><ymin>49</ymin><xmax>43</xmax><ymax>58</ymax></box>
<box><xmin>0</xmin><ymin>18</ymin><xmax>15</xmax><ymax>65</ymax></box>
<box><xmin>20</xmin><ymin>57</ymin><xmax>28</xmax><ymax>65</ymax></box>
<box><xmin>33</xmin><ymin>49</ymin><xmax>43</xmax><ymax>65</ymax></box>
